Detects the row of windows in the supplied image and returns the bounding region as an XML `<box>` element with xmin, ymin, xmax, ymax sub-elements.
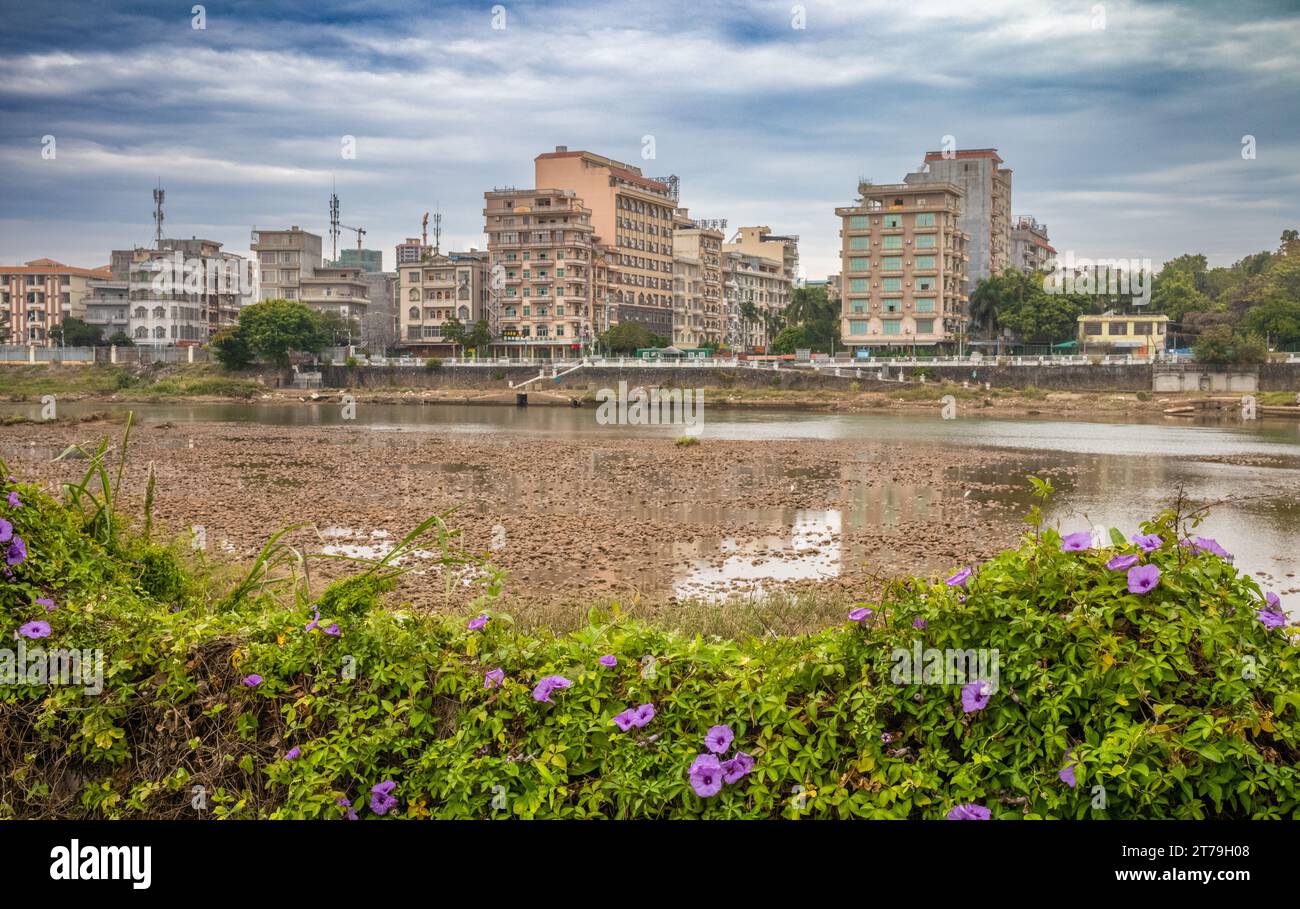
<box><xmin>847</xmin><ymin>297</ymin><xmax>938</xmax><ymax>313</ymax></box>
<box><xmin>1083</xmin><ymin>321</ymin><xmax>1166</xmax><ymax>336</ymax></box>
<box><xmin>847</xmin><ymin>319</ymin><xmax>937</xmax><ymax>336</ymax></box>
<box><xmin>849</xmin><ymin>277</ymin><xmax>938</xmax><ymax>293</ymax></box>
<box><xmin>847</xmin><ymin>212</ymin><xmax>938</xmax><ymax>230</ymax></box>
<box><xmin>844</xmin><ymin>251</ymin><xmax>941</xmax><ymax>270</ymax></box>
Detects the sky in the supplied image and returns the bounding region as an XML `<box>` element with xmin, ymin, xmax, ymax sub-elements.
<box><xmin>1</xmin><ymin>0</ymin><xmax>1298</xmax><ymax>281</ymax></box>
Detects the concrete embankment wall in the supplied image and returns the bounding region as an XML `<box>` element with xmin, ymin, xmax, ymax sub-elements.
<box><xmin>311</xmin><ymin>362</ymin><xmax>1300</xmax><ymax>394</ymax></box>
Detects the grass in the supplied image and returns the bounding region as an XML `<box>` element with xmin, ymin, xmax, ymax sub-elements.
<box><xmin>0</xmin><ymin>363</ymin><xmax>264</xmax><ymax>400</ymax></box>
<box><xmin>0</xmin><ymin>365</ymin><xmax>135</xmax><ymax>397</ymax></box>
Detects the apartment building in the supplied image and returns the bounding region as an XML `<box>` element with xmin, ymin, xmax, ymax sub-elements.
<box><xmin>119</xmin><ymin>239</ymin><xmax>253</xmax><ymax>345</ymax></box>
<box><xmin>331</xmin><ymin>248</ymin><xmax>383</xmax><ymax>272</ymax></box>
<box><xmin>1</xmin><ymin>259</ymin><xmax>109</xmax><ymax>345</ymax></box>
<box><xmin>835</xmin><ymin>180</ymin><xmax>970</xmax><ymax>351</ymax></box>
<box><xmin>1010</xmin><ymin>216</ymin><xmax>1056</xmax><ymax>273</ymax></box>
<box><xmin>724</xmin><ymin>226</ymin><xmax>800</xmax><ymax>282</ymax></box>
<box><xmin>724</xmin><ymin>251</ymin><xmax>790</xmax><ymax>352</ymax></box>
<box><xmin>397</xmin><ymin>249</ymin><xmax>490</xmax><ymax>357</ymax></box>
<box><xmin>482</xmin><ymin>186</ymin><xmax>598</xmax><ymax>359</ymax></box>
<box><xmin>672</xmin><ymin>211</ymin><xmax>725</xmax><ymax>347</ymax></box>
<box><xmin>396</xmin><ymin>237</ymin><xmax>429</xmax><ymax>265</ymax></box>
<box><xmin>299</xmin><ymin>265</ymin><xmax>370</xmax><ymax>338</ymax></box>
<box><xmin>533</xmin><ymin>147</ymin><xmax>678</xmax><ymax>342</ymax></box>
<box><xmin>905</xmin><ymin>148</ymin><xmax>1011</xmax><ymax>288</ymax></box>
<box><xmin>82</xmin><ymin>276</ymin><xmax>130</xmax><ymax>340</ymax></box>
<box><xmin>250</xmin><ymin>226</ymin><xmax>323</xmax><ymax>302</ymax></box>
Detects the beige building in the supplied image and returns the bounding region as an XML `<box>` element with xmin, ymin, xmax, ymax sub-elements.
<box><xmin>250</xmin><ymin>227</ymin><xmax>323</xmax><ymax>302</ymax></box>
<box><xmin>1010</xmin><ymin>216</ymin><xmax>1055</xmax><ymax>273</ymax></box>
<box><xmin>118</xmin><ymin>239</ymin><xmax>252</xmax><ymax>345</ymax></box>
<box><xmin>483</xmin><ymin>186</ymin><xmax>597</xmax><ymax>359</ymax></box>
<box><xmin>1078</xmin><ymin>312</ymin><xmax>1168</xmax><ymax>355</ymax></box>
<box><xmin>533</xmin><ymin>147</ymin><xmax>678</xmax><ymax>342</ymax></box>
<box><xmin>1</xmin><ymin>259</ymin><xmax>109</xmax><ymax>345</ymax></box>
<box><xmin>724</xmin><ymin>226</ymin><xmax>800</xmax><ymax>282</ymax></box>
<box><xmin>671</xmin><ymin>210</ymin><xmax>726</xmax><ymax>347</ymax></box>
<box><xmin>905</xmin><ymin>148</ymin><xmax>1011</xmax><ymax>287</ymax></box>
<box><xmin>724</xmin><ymin>251</ymin><xmax>789</xmax><ymax>352</ymax></box>
<box><xmin>299</xmin><ymin>265</ymin><xmax>370</xmax><ymax>339</ymax></box>
<box><xmin>836</xmin><ymin>180</ymin><xmax>970</xmax><ymax>350</ymax></box>
<box><xmin>397</xmin><ymin>250</ymin><xmax>490</xmax><ymax>357</ymax></box>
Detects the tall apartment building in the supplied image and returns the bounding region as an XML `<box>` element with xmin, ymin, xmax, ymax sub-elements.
<box><xmin>1010</xmin><ymin>216</ymin><xmax>1055</xmax><ymax>273</ymax></box>
<box><xmin>118</xmin><ymin>239</ymin><xmax>253</xmax><ymax>345</ymax></box>
<box><xmin>533</xmin><ymin>147</ymin><xmax>678</xmax><ymax>342</ymax></box>
<box><xmin>904</xmin><ymin>148</ymin><xmax>1011</xmax><ymax>288</ymax></box>
<box><xmin>724</xmin><ymin>226</ymin><xmax>800</xmax><ymax>282</ymax></box>
<box><xmin>482</xmin><ymin>186</ymin><xmax>598</xmax><ymax>359</ymax></box>
<box><xmin>724</xmin><ymin>251</ymin><xmax>790</xmax><ymax>352</ymax></box>
<box><xmin>250</xmin><ymin>226</ymin><xmax>323</xmax><ymax>302</ymax></box>
<box><xmin>331</xmin><ymin>248</ymin><xmax>383</xmax><ymax>272</ymax></box>
<box><xmin>397</xmin><ymin>249</ymin><xmax>490</xmax><ymax>357</ymax></box>
<box><xmin>671</xmin><ymin>210</ymin><xmax>725</xmax><ymax>347</ymax></box>
<box><xmin>396</xmin><ymin>238</ymin><xmax>429</xmax><ymax>265</ymax></box>
<box><xmin>835</xmin><ymin>180</ymin><xmax>970</xmax><ymax>351</ymax></box>
<box><xmin>1</xmin><ymin>259</ymin><xmax>109</xmax><ymax>345</ymax></box>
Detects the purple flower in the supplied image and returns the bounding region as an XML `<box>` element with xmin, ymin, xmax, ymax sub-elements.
<box><xmin>613</xmin><ymin>709</ymin><xmax>637</xmax><ymax>732</ymax></box>
<box><xmin>721</xmin><ymin>751</ymin><xmax>755</xmax><ymax>784</ymax></box>
<box><xmin>632</xmin><ymin>702</ymin><xmax>656</xmax><ymax>727</ymax></box>
<box><xmin>284</xmin><ymin>746</ymin><xmax>301</xmax><ymax>761</ymax></box>
<box><xmin>17</xmin><ymin>620</ymin><xmax>50</xmax><ymax>639</ymax></box>
<box><xmin>946</xmin><ymin>803</ymin><xmax>991</xmax><ymax>820</ymax></box>
<box><xmin>1106</xmin><ymin>554</ymin><xmax>1140</xmax><ymax>571</ymax></box>
<box><xmin>598</xmin><ymin>654</ymin><xmax>617</xmax><ymax>668</ymax></box>
<box><xmin>945</xmin><ymin>567</ymin><xmax>973</xmax><ymax>589</ymax></box>
<box><xmin>1059</xmin><ymin>750</ymin><xmax>1078</xmax><ymax>789</ymax></box>
<box><xmin>323</xmin><ymin>623</ymin><xmax>341</xmax><ymax>637</ymax></box>
<box><xmin>1060</xmin><ymin>531</ymin><xmax>1092</xmax><ymax>552</ymax></box>
<box><xmin>1257</xmin><ymin>608</ymin><xmax>1287</xmax><ymax>630</ymax></box>
<box><xmin>468</xmin><ymin>613</ymin><xmax>489</xmax><ymax>631</ymax></box>
<box><xmin>1266</xmin><ymin>591</ymin><xmax>1282</xmax><ymax>609</ymax></box>
<box><xmin>241</xmin><ymin>673</ymin><xmax>263</xmax><ymax>687</ymax></box>
<box><xmin>6</xmin><ymin>492</ymin><xmax>20</xmax><ymax>508</ymax></box>
<box><xmin>6</xmin><ymin>536</ymin><xmax>26</xmax><ymax>567</ymax></box>
<box><xmin>532</xmin><ymin>674</ymin><xmax>572</xmax><ymax>703</ymax></box>
<box><xmin>705</xmin><ymin>724</ymin><xmax>734</xmax><ymax>754</ymax></box>
<box><xmin>1190</xmin><ymin>536</ymin><xmax>1232</xmax><ymax>562</ymax></box>
<box><xmin>305</xmin><ymin>607</ymin><xmax>321</xmax><ymax>632</ymax></box>
<box><xmin>0</xmin><ymin>518</ymin><xmax>11</xmax><ymax>543</ymax></box>
<box><xmin>688</xmin><ymin>754</ymin><xmax>724</xmax><ymax>798</ymax></box>
<box><xmin>961</xmin><ymin>679</ymin><xmax>993</xmax><ymax>714</ymax></box>
<box><xmin>483</xmin><ymin>668</ymin><xmax>505</xmax><ymax>689</ymax></box>
<box><xmin>913</xmin><ymin>617</ymin><xmax>927</xmax><ymax>629</ymax></box>
<box><xmin>848</xmin><ymin>607</ymin><xmax>872</xmax><ymax>624</ymax></box>
<box><xmin>1126</xmin><ymin>564</ymin><xmax>1160</xmax><ymax>595</ymax></box>
<box><xmin>370</xmin><ymin>780</ymin><xmax>398</xmax><ymax>816</ymax></box>
<box><xmin>1131</xmin><ymin>533</ymin><xmax>1162</xmax><ymax>552</ymax></box>
<box><xmin>336</xmin><ymin>796</ymin><xmax>358</xmax><ymax>821</ymax></box>
<box><xmin>36</xmin><ymin>597</ymin><xmax>55</xmax><ymax>612</ymax></box>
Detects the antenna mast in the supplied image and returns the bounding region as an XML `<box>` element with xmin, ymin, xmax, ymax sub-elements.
<box><xmin>152</xmin><ymin>181</ymin><xmax>165</xmax><ymax>248</ymax></box>
<box><xmin>329</xmin><ymin>188</ymin><xmax>341</xmax><ymax>262</ymax></box>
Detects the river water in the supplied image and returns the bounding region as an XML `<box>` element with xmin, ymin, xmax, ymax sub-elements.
<box><xmin>2</xmin><ymin>400</ymin><xmax>1298</xmax><ymax>612</ymax></box>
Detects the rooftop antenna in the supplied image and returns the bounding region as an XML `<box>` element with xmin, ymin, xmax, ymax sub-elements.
<box><xmin>432</xmin><ymin>204</ymin><xmax>442</xmax><ymax>254</ymax></box>
<box><xmin>329</xmin><ymin>182</ymin><xmax>341</xmax><ymax>262</ymax></box>
<box><xmin>152</xmin><ymin>180</ymin><xmax>165</xmax><ymax>248</ymax></box>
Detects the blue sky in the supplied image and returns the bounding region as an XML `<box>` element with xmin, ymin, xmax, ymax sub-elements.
<box><xmin>2</xmin><ymin>0</ymin><xmax>1298</xmax><ymax>280</ymax></box>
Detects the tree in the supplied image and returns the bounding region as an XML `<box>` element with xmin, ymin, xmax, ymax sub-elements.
<box><xmin>1193</xmin><ymin>326</ymin><xmax>1268</xmax><ymax>365</ymax></box>
<box><xmin>770</xmin><ymin>325</ymin><xmax>810</xmax><ymax>355</ymax></box>
<box><xmin>1243</xmin><ymin>294</ymin><xmax>1300</xmax><ymax>347</ymax></box>
<box><xmin>599</xmin><ymin>322</ymin><xmax>668</xmax><ymax>354</ymax></box>
<box><xmin>211</xmin><ymin>327</ymin><xmax>254</xmax><ymax>370</ymax></box>
<box><xmin>1150</xmin><ymin>269</ymin><xmax>1213</xmax><ymax>324</ymax></box>
<box><xmin>50</xmin><ymin>317</ymin><xmax>103</xmax><ymax>346</ymax></box>
<box><xmin>107</xmin><ymin>331</ymin><xmax>134</xmax><ymax>347</ymax></box>
<box><xmin>440</xmin><ymin>317</ymin><xmax>467</xmax><ymax>358</ymax></box>
<box><xmin>237</xmin><ymin>299</ymin><xmax>330</xmax><ymax>367</ymax></box>
<box><xmin>466</xmin><ymin>319</ymin><xmax>493</xmax><ymax>356</ymax></box>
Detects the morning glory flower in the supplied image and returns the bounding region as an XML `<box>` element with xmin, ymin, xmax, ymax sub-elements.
<box><xmin>598</xmin><ymin>654</ymin><xmax>617</xmax><ymax>668</ymax></box>
<box><xmin>721</xmin><ymin>751</ymin><xmax>755</xmax><ymax>784</ymax></box>
<box><xmin>945</xmin><ymin>567</ymin><xmax>973</xmax><ymax>588</ymax></box>
<box><xmin>913</xmin><ymin>617</ymin><xmax>927</xmax><ymax>629</ymax></box>
<box><xmin>6</xmin><ymin>536</ymin><xmax>26</xmax><ymax>566</ymax></box>
<box><xmin>0</xmin><ymin>518</ymin><xmax>11</xmax><ymax>543</ymax></box>
<box><xmin>241</xmin><ymin>673</ymin><xmax>263</xmax><ymax>687</ymax></box>
<box><xmin>336</xmin><ymin>796</ymin><xmax>358</xmax><ymax>821</ymax></box>
<box><xmin>6</xmin><ymin>492</ymin><xmax>20</xmax><ymax>508</ymax></box>
<box><xmin>532</xmin><ymin>675</ymin><xmax>572</xmax><ymax>703</ymax></box>
<box><xmin>370</xmin><ymin>780</ymin><xmax>398</xmax><ymax>816</ymax></box>
<box><xmin>483</xmin><ymin>668</ymin><xmax>505</xmax><ymax>689</ymax></box>
<box><xmin>468</xmin><ymin>614</ymin><xmax>489</xmax><ymax>631</ymax></box>
<box><xmin>961</xmin><ymin>679</ymin><xmax>993</xmax><ymax>714</ymax></box>
<box><xmin>613</xmin><ymin>709</ymin><xmax>637</xmax><ymax>732</ymax></box>
<box><xmin>705</xmin><ymin>724</ymin><xmax>734</xmax><ymax>754</ymax></box>
<box><xmin>1257</xmin><ymin>607</ymin><xmax>1287</xmax><ymax>630</ymax></box>
<box><xmin>1126</xmin><ymin>564</ymin><xmax>1161</xmax><ymax>595</ymax></box>
<box><xmin>305</xmin><ymin>608</ymin><xmax>321</xmax><ymax>632</ymax></box>
<box><xmin>1106</xmin><ymin>554</ymin><xmax>1140</xmax><ymax>571</ymax></box>
<box><xmin>1060</xmin><ymin>531</ymin><xmax>1092</xmax><ymax>552</ymax></box>
<box><xmin>18</xmin><ymin>620</ymin><xmax>51</xmax><ymax>639</ymax></box>
<box><xmin>848</xmin><ymin>607</ymin><xmax>872</xmax><ymax>623</ymax></box>
<box><xmin>688</xmin><ymin>754</ymin><xmax>724</xmax><ymax>798</ymax></box>
<box><xmin>1190</xmin><ymin>537</ymin><xmax>1232</xmax><ymax>562</ymax></box>
<box><xmin>633</xmin><ymin>703</ymin><xmax>656</xmax><ymax>727</ymax></box>
<box><xmin>284</xmin><ymin>747</ymin><xmax>301</xmax><ymax>761</ymax></box>
<box><xmin>324</xmin><ymin>623</ymin><xmax>341</xmax><ymax>637</ymax></box>
<box><xmin>1130</xmin><ymin>533</ymin><xmax>1162</xmax><ymax>552</ymax></box>
<box><xmin>36</xmin><ymin>597</ymin><xmax>55</xmax><ymax>612</ymax></box>
<box><xmin>1059</xmin><ymin>750</ymin><xmax>1078</xmax><ymax>789</ymax></box>
<box><xmin>946</xmin><ymin>803</ymin><xmax>991</xmax><ymax>820</ymax></box>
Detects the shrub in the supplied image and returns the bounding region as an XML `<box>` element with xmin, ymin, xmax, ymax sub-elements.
<box><xmin>425</xmin><ymin>358</ymin><xmax>443</xmax><ymax>372</ymax></box>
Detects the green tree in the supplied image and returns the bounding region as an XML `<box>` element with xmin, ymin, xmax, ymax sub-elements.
<box><xmin>770</xmin><ymin>324</ymin><xmax>810</xmax><ymax>355</ymax></box>
<box><xmin>106</xmin><ymin>331</ymin><xmax>134</xmax><ymax>347</ymax></box>
<box><xmin>50</xmin><ymin>317</ymin><xmax>104</xmax><ymax>346</ymax></box>
<box><xmin>237</xmin><ymin>299</ymin><xmax>330</xmax><ymax>367</ymax></box>
<box><xmin>211</xmin><ymin>326</ymin><xmax>254</xmax><ymax>370</ymax></box>
<box><xmin>599</xmin><ymin>322</ymin><xmax>668</xmax><ymax>354</ymax></box>
<box><xmin>466</xmin><ymin>319</ymin><xmax>493</xmax><ymax>356</ymax></box>
<box><xmin>1151</xmin><ymin>269</ymin><xmax>1213</xmax><ymax>323</ymax></box>
<box><xmin>439</xmin><ymin>317</ymin><xmax>467</xmax><ymax>358</ymax></box>
<box><xmin>1193</xmin><ymin>326</ymin><xmax>1267</xmax><ymax>365</ymax></box>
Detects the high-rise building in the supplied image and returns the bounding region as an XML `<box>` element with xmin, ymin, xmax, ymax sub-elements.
<box><xmin>533</xmin><ymin>147</ymin><xmax>678</xmax><ymax>342</ymax></box>
<box><xmin>1010</xmin><ymin>216</ymin><xmax>1055</xmax><ymax>273</ymax></box>
<box><xmin>1</xmin><ymin>259</ymin><xmax>110</xmax><ymax>345</ymax></box>
<box><xmin>724</xmin><ymin>226</ymin><xmax>800</xmax><ymax>282</ymax></box>
<box><xmin>724</xmin><ymin>251</ymin><xmax>790</xmax><ymax>352</ymax></box>
<box><xmin>482</xmin><ymin>187</ymin><xmax>597</xmax><ymax>359</ymax></box>
<box><xmin>397</xmin><ymin>249</ymin><xmax>490</xmax><ymax>357</ymax></box>
<box><xmin>671</xmin><ymin>210</ymin><xmax>725</xmax><ymax>348</ymax></box>
<box><xmin>396</xmin><ymin>237</ymin><xmax>429</xmax><ymax>265</ymax></box>
<box><xmin>836</xmin><ymin>180</ymin><xmax>970</xmax><ymax>351</ymax></box>
<box><xmin>905</xmin><ymin>148</ymin><xmax>1011</xmax><ymax>287</ymax></box>
<box><xmin>250</xmin><ymin>227</ymin><xmax>323</xmax><ymax>302</ymax></box>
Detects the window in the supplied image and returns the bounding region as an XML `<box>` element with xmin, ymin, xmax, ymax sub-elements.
<box><xmin>849</xmin><ymin>236</ymin><xmax>870</xmax><ymax>250</ymax></box>
<box><xmin>882</xmin><ymin>278</ymin><xmax>902</xmax><ymax>292</ymax></box>
<box><xmin>849</xmin><ymin>278</ymin><xmax>870</xmax><ymax>293</ymax></box>
<box><xmin>882</xmin><ymin>257</ymin><xmax>903</xmax><ymax>272</ymax></box>
<box><xmin>1084</xmin><ymin>321</ymin><xmax>1103</xmax><ymax>336</ymax></box>
<box><xmin>1133</xmin><ymin>322</ymin><xmax>1152</xmax><ymax>334</ymax></box>
<box><xmin>915</xmin><ymin>235</ymin><xmax>936</xmax><ymax>248</ymax></box>
<box><xmin>884</xmin><ymin>299</ymin><xmax>900</xmax><ymax>313</ymax></box>
<box><xmin>915</xmin><ymin>256</ymin><xmax>936</xmax><ymax>270</ymax></box>
<box><xmin>915</xmin><ymin>213</ymin><xmax>935</xmax><ymax>227</ymax></box>
<box><xmin>134</xmin><ymin>306</ymin><xmax>147</xmax><ymax>318</ymax></box>
<box><xmin>1108</xmin><ymin>321</ymin><xmax>1128</xmax><ymax>335</ymax></box>
<box><xmin>849</xmin><ymin>320</ymin><xmax>868</xmax><ymax>335</ymax></box>
<box><xmin>915</xmin><ymin>298</ymin><xmax>935</xmax><ymax>313</ymax></box>
<box><xmin>850</xmin><ymin>299</ymin><xmax>867</xmax><ymax>314</ymax></box>
<box><xmin>883</xmin><ymin>214</ymin><xmax>902</xmax><ymax>228</ymax></box>
<box><xmin>916</xmin><ymin>277</ymin><xmax>936</xmax><ymax>291</ymax></box>
<box><xmin>408</xmin><ymin>307</ymin><xmax>419</xmax><ymax>320</ymax></box>
<box><xmin>849</xmin><ymin>215</ymin><xmax>870</xmax><ymax>229</ymax></box>
<box><xmin>882</xmin><ymin>320</ymin><xmax>901</xmax><ymax>336</ymax></box>
<box><xmin>883</xmin><ymin>235</ymin><xmax>903</xmax><ymax>249</ymax></box>
<box><xmin>915</xmin><ymin>319</ymin><xmax>934</xmax><ymax>334</ymax></box>
<box><xmin>848</xmin><ymin>258</ymin><xmax>869</xmax><ymax>272</ymax></box>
